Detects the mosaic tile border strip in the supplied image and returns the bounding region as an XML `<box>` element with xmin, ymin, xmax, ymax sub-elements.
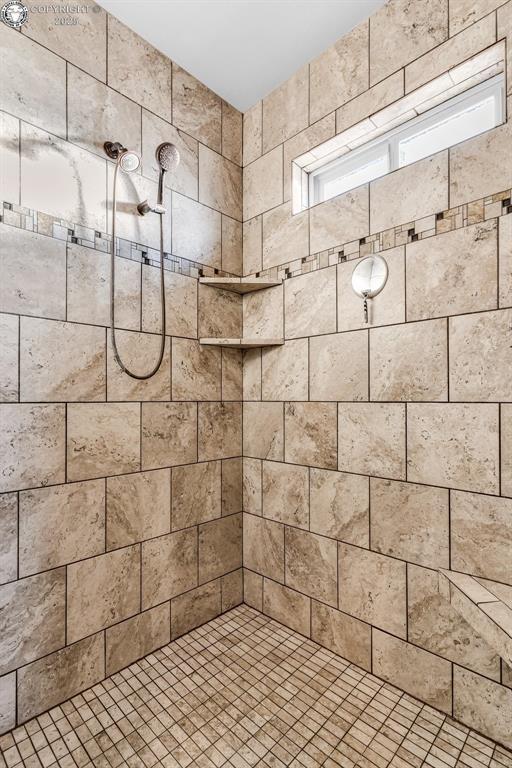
<box><xmin>0</xmin><ymin>202</ymin><xmax>238</xmax><ymax>281</ymax></box>
<box><xmin>251</xmin><ymin>189</ymin><xmax>512</xmax><ymax>282</ymax></box>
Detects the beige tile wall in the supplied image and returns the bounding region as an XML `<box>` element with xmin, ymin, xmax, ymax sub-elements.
<box><xmin>241</xmin><ymin>0</ymin><xmax>512</xmax><ymax>749</ymax></box>
<box><xmin>0</xmin><ymin>1</ymin><xmax>243</xmax><ymax>732</ymax></box>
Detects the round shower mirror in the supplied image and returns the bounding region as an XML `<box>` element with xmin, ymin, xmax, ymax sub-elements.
<box><xmin>351</xmin><ymin>254</ymin><xmax>388</xmax><ymax>298</ymax></box>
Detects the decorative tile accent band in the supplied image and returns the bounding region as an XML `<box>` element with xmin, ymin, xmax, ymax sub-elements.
<box><xmin>0</xmin><ymin>201</ymin><xmax>238</xmax><ymax>281</ymax></box>
<box><xmin>252</xmin><ymin>188</ymin><xmax>512</xmax><ymax>282</ymax></box>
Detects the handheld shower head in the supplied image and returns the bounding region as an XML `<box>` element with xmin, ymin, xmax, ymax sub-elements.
<box><xmin>104</xmin><ymin>141</ymin><xmax>141</xmax><ymax>173</ymax></box>
<box><xmin>156</xmin><ymin>142</ymin><xmax>180</xmax><ymax>173</ymax></box>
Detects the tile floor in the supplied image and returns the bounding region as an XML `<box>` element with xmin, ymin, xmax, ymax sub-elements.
<box><xmin>0</xmin><ymin>606</ymin><xmax>510</xmax><ymax>768</ymax></box>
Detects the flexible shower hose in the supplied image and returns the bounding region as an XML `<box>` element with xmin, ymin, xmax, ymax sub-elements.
<box><xmin>110</xmin><ymin>160</ymin><xmax>166</xmax><ymax>379</ymax></box>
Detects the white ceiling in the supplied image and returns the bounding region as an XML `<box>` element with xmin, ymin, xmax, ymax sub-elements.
<box><xmin>99</xmin><ymin>0</ymin><xmax>385</xmax><ymax>112</ymax></box>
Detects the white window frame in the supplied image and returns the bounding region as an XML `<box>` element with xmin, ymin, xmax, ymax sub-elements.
<box><xmin>308</xmin><ymin>73</ymin><xmax>505</xmax><ymax>208</ymax></box>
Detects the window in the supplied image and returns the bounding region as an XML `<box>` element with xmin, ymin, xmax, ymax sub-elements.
<box><xmin>305</xmin><ymin>72</ymin><xmax>505</xmax><ymax>209</ymax></box>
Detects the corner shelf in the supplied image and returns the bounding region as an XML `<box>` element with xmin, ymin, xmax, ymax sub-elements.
<box><xmin>439</xmin><ymin>569</ymin><xmax>512</xmax><ymax>666</ymax></box>
<box><xmin>199</xmin><ymin>338</ymin><xmax>284</xmax><ymax>349</ymax></box>
<box><xmin>199</xmin><ymin>277</ymin><xmax>282</xmax><ymax>294</ymax></box>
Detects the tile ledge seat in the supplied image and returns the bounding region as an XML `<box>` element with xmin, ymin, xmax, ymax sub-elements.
<box><xmin>439</xmin><ymin>569</ymin><xmax>512</xmax><ymax>666</ymax></box>
<box><xmin>199</xmin><ymin>337</ymin><xmax>284</xmax><ymax>348</ymax></box>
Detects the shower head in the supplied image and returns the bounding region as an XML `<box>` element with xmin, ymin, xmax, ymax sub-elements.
<box><xmin>104</xmin><ymin>141</ymin><xmax>141</xmax><ymax>173</ymax></box>
<box><xmin>156</xmin><ymin>142</ymin><xmax>180</xmax><ymax>173</ymax></box>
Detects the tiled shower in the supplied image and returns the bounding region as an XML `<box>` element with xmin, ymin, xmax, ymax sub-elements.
<box><xmin>1</xmin><ymin>0</ymin><xmax>512</xmax><ymax>764</ymax></box>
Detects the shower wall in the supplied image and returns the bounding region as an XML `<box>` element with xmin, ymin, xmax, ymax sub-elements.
<box><xmin>0</xmin><ymin>3</ymin><xmax>243</xmax><ymax>730</ymax></box>
<box><xmin>241</xmin><ymin>0</ymin><xmax>512</xmax><ymax>748</ymax></box>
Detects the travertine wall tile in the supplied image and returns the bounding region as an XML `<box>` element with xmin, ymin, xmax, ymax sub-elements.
<box><xmin>498</xmin><ymin>2</ymin><xmax>512</xmax><ymax>97</ymax></box>
<box><xmin>453</xmin><ymin>667</ymin><xmax>512</xmax><ymax>749</ymax></box>
<box><xmin>310</xmin><ymin>22</ymin><xmax>369</xmax><ymax>123</ymax></box>
<box><xmin>222</xmin><ymin>101</ymin><xmax>243</xmax><ymax>165</ymax></box>
<box><xmin>285</xmin><ymin>528</ymin><xmax>338</xmax><ymax>607</ymax></box>
<box><xmin>243</xmin><ymin>458</ymin><xmax>262</xmax><ymax>516</ymax></box>
<box><xmin>372</xmin><ymin>630</ymin><xmax>452</xmax><ymax>714</ymax></box>
<box><xmin>310</xmin><ymin>187</ymin><xmax>369</xmax><ymax>254</ymax></box>
<box><xmin>243</xmin><ymin>216</ymin><xmax>263</xmax><ymax>275</ymax></box>
<box><xmin>20</xmin><ymin>318</ymin><xmax>106</xmax><ymax>402</ymax></box>
<box><xmin>0</xmin><ymin>111</ymin><xmax>20</xmax><ymax>204</ymax></box>
<box><xmin>243</xmin><ymin>102</ymin><xmax>262</xmax><ymax>166</ymax></box>
<box><xmin>17</xmin><ymin>633</ymin><xmax>104</xmax><ymax>723</ymax></box>
<box><xmin>369</xmin><ymin>0</ymin><xmax>448</xmax><ymax>84</ymax></box>
<box><xmin>199</xmin><ymin>514</ymin><xmax>242</xmax><ymax>582</ymax></box>
<box><xmin>68</xmin><ymin>403</ymin><xmax>140</xmax><ymax>481</ymax></box>
<box><xmin>408</xmin><ymin>564</ymin><xmax>500</xmax><ymax>678</ymax></box>
<box><xmin>105</xmin><ymin>603</ymin><xmax>170</xmax><ymax>675</ymax></box>
<box><xmin>310</xmin><ymin>469</ymin><xmax>369</xmax><ymax>546</ymax></box>
<box><xmin>370</xmin><ymin>152</ymin><xmax>448</xmax><ymax>232</ymax></box>
<box><xmin>283</xmin><ymin>115</ymin><xmax>335</xmax><ymax>201</ymax></box>
<box><xmin>142</xmin><ymin>402</ymin><xmax>197</xmax><ymax>469</ymax></box>
<box><xmin>338</xmin><ymin>247</ymin><xmax>405</xmax><ymax>331</ymax></box>
<box><xmin>449</xmin><ymin>310</ymin><xmax>512</xmax><ymax>401</ymax></box>
<box><xmin>142</xmin><ymin>529</ymin><xmax>197</xmax><ymax>609</ymax></box>
<box><xmin>451</xmin><ymin>491</ymin><xmax>512</xmax><ymax>584</ymax></box>
<box><xmin>244</xmin><ymin>514</ymin><xmax>284</xmax><ymax>581</ymax></box>
<box><xmin>335</xmin><ymin>71</ymin><xmax>404</xmax><ymax>133</ymax></box>
<box><xmin>67</xmin><ymin>546</ymin><xmax>140</xmax><ymax>642</ymax></box>
<box><xmin>311</xmin><ymin>601</ymin><xmax>371</xmax><ymax>671</ymax></box>
<box><xmin>502</xmin><ymin>404</ymin><xmax>512</xmax><ymax>497</ymax></box>
<box><xmin>338</xmin><ymin>403</ymin><xmax>406</xmax><ymax>479</ymax></box>
<box><xmin>243</xmin><ymin>146</ymin><xmax>283</xmax><ymax>221</ymax></box>
<box><xmin>0</xmin><ymin>674</ymin><xmax>15</xmax><ymax>734</ymax></box>
<box><xmin>172</xmin><ymin>193</ymin><xmax>222</xmax><ymax>268</ymax></box>
<box><xmin>0</xmin><ymin>314</ymin><xmax>18</xmax><ymax>403</ymax></box>
<box><xmin>243</xmin><ymin>402</ymin><xmax>284</xmax><ymax>460</ymax></box>
<box><xmin>142</xmin><ymin>110</ymin><xmax>198</xmax><ymax>200</ymax></box>
<box><xmin>198</xmin><ymin>145</ymin><xmax>242</xmax><ymax>221</ymax></box>
<box><xmin>285</xmin><ymin>266</ymin><xmax>337</xmax><ymax>339</ymax></box>
<box><xmin>172</xmin><ymin>461</ymin><xmax>221</xmax><ymax>529</ymax></box>
<box><xmin>20</xmin><ymin>481</ymin><xmax>105</xmax><ymax>576</ymax></box>
<box><xmin>370</xmin><ymin>319</ymin><xmax>448</xmax><ymax>401</ymax></box>
<box><xmin>262</xmin><ymin>340</ymin><xmax>308</xmax><ymax>401</ymax></box>
<box><xmin>499</xmin><ymin>214</ymin><xmax>512</xmax><ymax>308</ymax></box>
<box><xmin>107</xmin><ymin>332</ymin><xmax>170</xmax><ymax>401</ymax></box>
<box><xmin>406</xmin><ymin>221</ymin><xmax>497</xmax><ymax>321</ymax></box>
<box><xmin>285</xmin><ymin>402</ymin><xmax>337</xmax><ymax>469</ymax></box>
<box><xmin>262</xmin><ymin>65</ymin><xmax>309</xmax><ymax>153</ymax></box>
<box><xmin>198</xmin><ymin>402</ymin><xmax>242</xmax><ymax>461</ymax></box>
<box><xmin>450</xmin><ymin>120</ymin><xmax>512</xmax><ymax>207</ymax></box>
<box><xmin>222</xmin><ymin>216</ymin><xmax>243</xmax><ymax>275</ymax></box>
<box><xmin>172</xmin><ymin>65</ymin><xmax>221</xmax><ymax>152</ymax></box>
<box><xmin>143</xmin><ymin>268</ymin><xmax>197</xmax><ymax>339</ymax></box>
<box><xmin>339</xmin><ymin>545</ymin><xmax>407</xmax><ymax>637</ymax></box>
<box><xmin>263</xmin><ymin>580</ymin><xmax>311</xmax><ymax>636</ymax></box>
<box><xmin>22</xmin><ymin>0</ymin><xmax>106</xmax><ymax>81</ymax></box>
<box><xmin>0</xmin><ymin>226</ymin><xmax>66</xmax><ymax>321</ymax></box>
<box><xmin>370</xmin><ymin>479</ymin><xmax>449</xmax><ymax>568</ymax></box>
<box><xmin>243</xmin><ymin>349</ymin><xmax>262</xmax><ymax>400</ymax></box>
<box><xmin>450</xmin><ymin>0</ymin><xmax>504</xmax><ymax>34</ymax></box>
<box><xmin>172</xmin><ymin>337</ymin><xmax>221</xmax><ymax>401</ymax></box>
<box><xmin>107</xmin><ymin>16</ymin><xmax>172</xmax><ymax>122</ymax></box>
<box><xmin>0</xmin><ymin>569</ymin><xmax>65</xmax><ymax>673</ymax></box>
<box><xmin>0</xmin><ymin>404</ymin><xmax>65</xmax><ymax>493</ymax></box>
<box><xmin>68</xmin><ymin>65</ymin><xmax>141</xmax><ymax>161</ymax></box>
<box><xmin>171</xmin><ymin>580</ymin><xmax>222</xmax><ymax>639</ymax></box>
<box><xmin>243</xmin><ymin>569</ymin><xmax>263</xmax><ymax>610</ymax></box>
<box><xmin>407</xmin><ymin>404</ymin><xmax>499</xmax><ymax>493</ymax></box>
<box><xmin>198</xmin><ymin>284</ymin><xmax>242</xmax><ymax>339</ymax></box>
<box><xmin>222</xmin><ymin>349</ymin><xmax>243</xmax><ymax>400</ymax></box>
<box><xmin>405</xmin><ymin>13</ymin><xmax>496</xmax><ymax>92</ymax></box>
<box><xmin>69</xmin><ymin>245</ymin><xmax>141</xmax><ymax>331</ymax></box>
<box><xmin>262</xmin><ymin>203</ymin><xmax>309</xmax><ymax>270</ymax></box>
<box><xmin>0</xmin><ymin>25</ymin><xmax>66</xmax><ymax>137</ymax></box>
<box><xmin>107</xmin><ymin>470</ymin><xmax>170</xmax><ymax>549</ymax></box>
<box><xmin>221</xmin><ymin>569</ymin><xmax>243</xmax><ymax>610</ymax></box>
<box><xmin>262</xmin><ymin>461</ymin><xmax>309</xmax><ymax>529</ymax></box>
<box><xmin>222</xmin><ymin>458</ymin><xmax>242</xmax><ymax>516</ymax></box>
<box><xmin>243</xmin><ymin>284</ymin><xmax>284</xmax><ymax>339</ymax></box>
<box><xmin>310</xmin><ymin>330</ymin><xmax>368</xmax><ymax>402</ymax></box>
<box><xmin>0</xmin><ymin>494</ymin><xmax>17</xmax><ymax>586</ymax></box>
